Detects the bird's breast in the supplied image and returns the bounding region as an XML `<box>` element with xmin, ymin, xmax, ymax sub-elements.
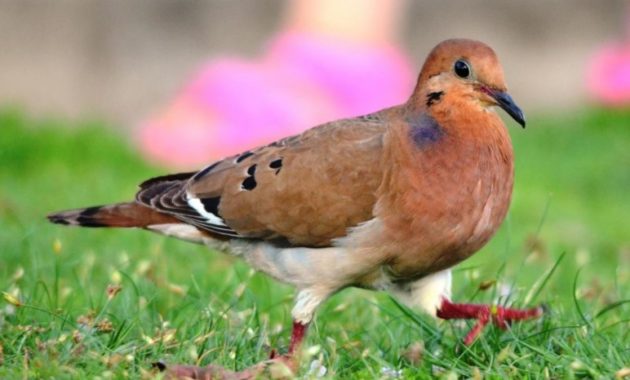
<box><xmin>375</xmin><ymin>121</ymin><xmax>514</xmax><ymax>279</ymax></box>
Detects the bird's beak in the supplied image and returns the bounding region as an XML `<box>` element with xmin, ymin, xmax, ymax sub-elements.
<box><xmin>487</xmin><ymin>89</ymin><xmax>526</xmax><ymax>128</ymax></box>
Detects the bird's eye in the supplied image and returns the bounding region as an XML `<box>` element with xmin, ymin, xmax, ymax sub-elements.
<box><xmin>454</xmin><ymin>60</ymin><xmax>471</xmax><ymax>78</ymax></box>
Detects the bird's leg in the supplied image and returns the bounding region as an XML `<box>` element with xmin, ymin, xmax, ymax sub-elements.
<box><xmin>162</xmin><ymin>274</ymin><xmax>326</xmax><ymax>379</ymax></box>
<box><xmin>269</xmin><ymin>320</ymin><xmax>309</xmax><ymax>366</ymax></box>
<box><xmin>289</xmin><ymin>320</ymin><xmax>309</xmax><ymax>355</ymax></box>
<box><xmin>436</xmin><ymin>298</ymin><xmax>543</xmax><ymax>345</ymax></box>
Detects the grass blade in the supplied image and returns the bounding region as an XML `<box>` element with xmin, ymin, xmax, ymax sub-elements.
<box><xmin>388</xmin><ymin>296</ymin><xmax>440</xmax><ymax>339</ymax></box>
<box><xmin>594</xmin><ymin>299</ymin><xmax>630</xmax><ymax>319</ymax></box>
<box><xmin>572</xmin><ymin>268</ymin><xmax>591</xmax><ymax>328</ymax></box>
<box><xmin>525</xmin><ymin>251</ymin><xmax>566</xmax><ymax>304</ymax></box>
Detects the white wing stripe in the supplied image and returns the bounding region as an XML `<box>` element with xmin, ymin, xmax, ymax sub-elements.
<box><xmin>186</xmin><ymin>194</ymin><xmax>228</xmax><ymax>227</ymax></box>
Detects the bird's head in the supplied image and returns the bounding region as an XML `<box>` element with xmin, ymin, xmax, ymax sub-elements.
<box><xmin>413</xmin><ymin>39</ymin><xmax>525</xmax><ymax>128</ymax></box>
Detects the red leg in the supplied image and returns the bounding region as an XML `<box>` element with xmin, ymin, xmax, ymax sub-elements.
<box><xmin>462</xmin><ymin>312</ymin><xmax>490</xmax><ymax>346</ymax></box>
<box><xmin>437</xmin><ymin>298</ymin><xmax>542</xmax><ymax>345</ymax></box>
<box><xmin>288</xmin><ymin>320</ymin><xmax>309</xmax><ymax>354</ymax></box>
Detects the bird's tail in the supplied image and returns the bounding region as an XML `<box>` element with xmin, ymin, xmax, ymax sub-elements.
<box><xmin>47</xmin><ymin>202</ymin><xmax>178</xmax><ymax>228</ymax></box>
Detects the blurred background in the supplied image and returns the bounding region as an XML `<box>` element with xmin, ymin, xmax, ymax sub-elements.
<box><xmin>1</xmin><ymin>1</ymin><xmax>629</xmax><ymax>377</ymax></box>
<box><xmin>0</xmin><ymin>0</ymin><xmax>626</xmax><ymax>125</ymax></box>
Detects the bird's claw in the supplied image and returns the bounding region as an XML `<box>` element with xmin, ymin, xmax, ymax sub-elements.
<box><xmin>437</xmin><ymin>298</ymin><xmax>543</xmax><ymax>346</ymax></box>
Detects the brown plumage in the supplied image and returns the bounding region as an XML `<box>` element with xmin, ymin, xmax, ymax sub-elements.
<box><xmin>49</xmin><ymin>39</ymin><xmax>541</xmax><ymax>379</ymax></box>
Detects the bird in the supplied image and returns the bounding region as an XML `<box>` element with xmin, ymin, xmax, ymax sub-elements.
<box><xmin>48</xmin><ymin>38</ymin><xmax>542</xmax><ymax>379</ymax></box>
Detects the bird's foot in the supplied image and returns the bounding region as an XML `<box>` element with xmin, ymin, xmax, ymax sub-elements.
<box><xmin>436</xmin><ymin>298</ymin><xmax>543</xmax><ymax>345</ymax></box>
<box><xmin>158</xmin><ymin>320</ymin><xmax>308</xmax><ymax>379</ymax></box>
<box><xmin>158</xmin><ymin>356</ymin><xmax>296</xmax><ymax>380</ymax></box>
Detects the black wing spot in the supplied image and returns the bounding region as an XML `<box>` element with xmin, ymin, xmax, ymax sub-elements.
<box><xmin>236</xmin><ymin>151</ymin><xmax>254</xmax><ymax>163</ymax></box>
<box><xmin>193</xmin><ymin>162</ymin><xmax>221</xmax><ymax>180</ymax></box>
<box><xmin>241</xmin><ymin>176</ymin><xmax>257</xmax><ymax>190</ymax></box>
<box><xmin>269</xmin><ymin>159</ymin><xmax>282</xmax><ymax>169</ymax></box>
<box><xmin>241</xmin><ymin>164</ymin><xmax>258</xmax><ymax>190</ymax></box>
<box><xmin>426</xmin><ymin>91</ymin><xmax>444</xmax><ymax>107</ymax></box>
<box><xmin>269</xmin><ymin>158</ymin><xmax>282</xmax><ymax>174</ymax></box>
<box><xmin>200</xmin><ymin>196</ymin><xmax>220</xmax><ymax>215</ymax></box>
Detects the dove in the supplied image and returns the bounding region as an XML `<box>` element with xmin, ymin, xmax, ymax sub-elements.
<box><xmin>49</xmin><ymin>39</ymin><xmax>541</xmax><ymax>378</ymax></box>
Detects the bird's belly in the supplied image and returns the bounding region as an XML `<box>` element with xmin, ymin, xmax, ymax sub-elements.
<box><xmin>383</xmin><ymin>191</ymin><xmax>506</xmax><ymax>280</ymax></box>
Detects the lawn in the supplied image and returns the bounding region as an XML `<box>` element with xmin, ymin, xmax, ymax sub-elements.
<box><xmin>0</xmin><ymin>107</ymin><xmax>629</xmax><ymax>379</ymax></box>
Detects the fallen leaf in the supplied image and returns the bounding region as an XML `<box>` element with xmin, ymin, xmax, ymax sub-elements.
<box><xmin>77</xmin><ymin>311</ymin><xmax>96</xmax><ymax>326</ymax></box>
<box><xmin>471</xmin><ymin>367</ymin><xmax>482</xmax><ymax>380</ymax></box>
<box><xmin>2</xmin><ymin>291</ymin><xmax>22</xmax><ymax>307</ymax></box>
<box><xmin>95</xmin><ymin>319</ymin><xmax>114</xmax><ymax>333</ymax></box>
<box><xmin>478</xmin><ymin>279</ymin><xmax>496</xmax><ymax>291</ymax></box>
<box><xmin>403</xmin><ymin>341</ymin><xmax>424</xmax><ymax>365</ymax></box>
<box><xmin>167</xmin><ymin>283</ymin><xmax>187</xmax><ymax>296</ymax></box>
<box><xmin>107</xmin><ymin>284</ymin><xmax>122</xmax><ymax>300</ymax></box>
<box><xmin>616</xmin><ymin>367</ymin><xmax>630</xmax><ymax>379</ymax></box>
<box><xmin>72</xmin><ymin>329</ymin><xmax>83</xmax><ymax>343</ymax></box>
<box><xmin>104</xmin><ymin>353</ymin><xmax>125</xmax><ymax>368</ymax></box>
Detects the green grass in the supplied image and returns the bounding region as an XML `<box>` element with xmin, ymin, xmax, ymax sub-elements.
<box><xmin>0</xmin><ymin>107</ymin><xmax>629</xmax><ymax>378</ymax></box>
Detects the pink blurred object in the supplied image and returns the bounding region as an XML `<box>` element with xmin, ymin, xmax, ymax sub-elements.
<box><xmin>137</xmin><ymin>32</ymin><xmax>414</xmax><ymax>168</ymax></box>
<box><xmin>586</xmin><ymin>42</ymin><xmax>630</xmax><ymax>106</ymax></box>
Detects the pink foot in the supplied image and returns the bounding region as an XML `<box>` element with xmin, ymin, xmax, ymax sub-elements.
<box><xmin>436</xmin><ymin>298</ymin><xmax>543</xmax><ymax>345</ymax></box>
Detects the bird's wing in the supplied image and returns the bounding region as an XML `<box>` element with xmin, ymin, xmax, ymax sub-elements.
<box><xmin>136</xmin><ymin>111</ymin><xmax>392</xmax><ymax>247</ymax></box>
